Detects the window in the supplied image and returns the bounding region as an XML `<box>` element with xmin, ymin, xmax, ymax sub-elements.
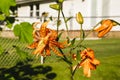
<box><xmin>36</xmin><ymin>4</ymin><xmax>39</xmax><ymax>17</ymax></box>
<box><xmin>30</xmin><ymin>4</ymin><xmax>40</xmax><ymax>17</ymax></box>
<box><xmin>30</xmin><ymin>5</ymin><xmax>33</xmax><ymax>17</ymax></box>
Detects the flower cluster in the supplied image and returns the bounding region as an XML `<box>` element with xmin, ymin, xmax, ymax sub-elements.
<box><xmin>95</xmin><ymin>19</ymin><xmax>118</xmax><ymax>38</ymax></box>
<box><xmin>28</xmin><ymin>21</ymin><xmax>66</xmax><ymax>56</ymax></box>
<box><xmin>79</xmin><ymin>48</ymin><xmax>100</xmax><ymax>77</ymax></box>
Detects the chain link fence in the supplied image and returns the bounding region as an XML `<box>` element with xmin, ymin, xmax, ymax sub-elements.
<box><xmin>0</xmin><ymin>36</ymin><xmax>61</xmax><ymax>68</ymax></box>
<box><xmin>0</xmin><ymin>16</ymin><xmax>120</xmax><ymax>68</ymax></box>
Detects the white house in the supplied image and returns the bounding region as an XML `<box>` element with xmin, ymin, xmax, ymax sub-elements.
<box><xmin>16</xmin><ymin>0</ymin><xmax>120</xmax><ymax>31</ymax></box>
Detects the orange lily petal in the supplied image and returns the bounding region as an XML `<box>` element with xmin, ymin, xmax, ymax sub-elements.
<box><xmin>81</xmin><ymin>59</ymin><xmax>91</xmax><ymax>77</ymax></box>
<box><xmin>86</xmin><ymin>48</ymin><xmax>95</xmax><ymax>59</ymax></box>
<box><xmin>89</xmin><ymin>59</ymin><xmax>99</xmax><ymax>70</ymax></box>
<box><xmin>79</xmin><ymin>48</ymin><xmax>100</xmax><ymax>77</ymax></box>
<box><xmin>97</xmin><ymin>23</ymin><xmax>113</xmax><ymax>37</ymax></box>
<box><xmin>49</xmin><ymin>44</ymin><xmax>63</xmax><ymax>56</ymax></box>
<box><xmin>91</xmin><ymin>59</ymin><xmax>100</xmax><ymax>66</ymax></box>
<box><xmin>95</xmin><ymin>20</ymin><xmax>112</xmax><ymax>32</ymax></box>
<box><xmin>80</xmin><ymin>48</ymin><xmax>95</xmax><ymax>60</ymax></box>
<box><xmin>45</xmin><ymin>46</ymin><xmax>51</xmax><ymax>56</ymax></box>
<box><xmin>95</xmin><ymin>19</ymin><xmax>114</xmax><ymax>38</ymax></box>
<box><xmin>33</xmin><ymin>39</ymin><xmax>46</xmax><ymax>55</ymax></box>
<box><xmin>40</xmin><ymin>21</ymin><xmax>50</xmax><ymax>38</ymax></box>
<box><xmin>49</xmin><ymin>29</ymin><xmax>57</xmax><ymax>41</ymax></box>
<box><xmin>50</xmin><ymin>41</ymin><xmax>65</xmax><ymax>49</ymax></box>
<box><xmin>27</xmin><ymin>41</ymin><xmax>38</xmax><ymax>49</ymax></box>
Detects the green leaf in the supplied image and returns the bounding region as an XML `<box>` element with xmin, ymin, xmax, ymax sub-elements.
<box><xmin>13</xmin><ymin>22</ymin><xmax>33</xmax><ymax>43</ymax></box>
<box><xmin>57</xmin><ymin>32</ymin><xmax>63</xmax><ymax>41</ymax></box>
<box><xmin>71</xmin><ymin>38</ymin><xmax>76</xmax><ymax>46</ymax></box>
<box><xmin>58</xmin><ymin>0</ymin><xmax>64</xmax><ymax>3</ymax></box>
<box><xmin>0</xmin><ymin>14</ymin><xmax>5</xmax><ymax>20</ymax></box>
<box><xmin>66</xmin><ymin>37</ymin><xmax>70</xmax><ymax>43</ymax></box>
<box><xmin>13</xmin><ymin>46</ymin><xmax>31</xmax><ymax>62</ymax></box>
<box><xmin>0</xmin><ymin>0</ymin><xmax>16</xmax><ymax>16</ymax></box>
<box><xmin>65</xmin><ymin>16</ymin><xmax>73</xmax><ymax>23</ymax></box>
<box><xmin>6</xmin><ymin>22</ymin><xmax>13</xmax><ymax>29</ymax></box>
<box><xmin>6</xmin><ymin>17</ymin><xmax>15</xmax><ymax>28</ymax></box>
<box><xmin>49</xmin><ymin>4</ymin><xmax>60</xmax><ymax>10</ymax></box>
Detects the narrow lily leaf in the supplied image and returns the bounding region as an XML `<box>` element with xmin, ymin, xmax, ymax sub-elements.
<box><xmin>65</xmin><ymin>16</ymin><xmax>73</xmax><ymax>23</ymax></box>
<box><xmin>13</xmin><ymin>22</ymin><xmax>33</xmax><ymax>43</ymax></box>
<box><xmin>66</xmin><ymin>37</ymin><xmax>70</xmax><ymax>43</ymax></box>
<box><xmin>49</xmin><ymin>4</ymin><xmax>60</xmax><ymax>10</ymax></box>
<box><xmin>57</xmin><ymin>32</ymin><xmax>63</xmax><ymax>41</ymax></box>
<box><xmin>71</xmin><ymin>38</ymin><xmax>76</xmax><ymax>46</ymax></box>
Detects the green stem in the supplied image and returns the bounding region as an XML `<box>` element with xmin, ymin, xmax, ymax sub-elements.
<box><xmin>72</xmin><ymin>63</ymin><xmax>79</xmax><ymax>76</ymax></box>
<box><xmin>61</xmin><ymin>8</ymin><xmax>69</xmax><ymax>35</ymax></box>
<box><xmin>80</xmin><ymin>24</ymin><xmax>84</xmax><ymax>40</ymax></box>
<box><xmin>69</xmin><ymin>49</ymin><xmax>74</xmax><ymax>80</ymax></box>
<box><xmin>58</xmin><ymin>48</ymin><xmax>72</xmax><ymax>65</ymax></box>
<box><xmin>72</xmin><ymin>21</ymin><xmax>101</xmax><ymax>50</ymax></box>
<box><xmin>57</xmin><ymin>5</ymin><xmax>61</xmax><ymax>34</ymax></box>
<box><xmin>56</xmin><ymin>4</ymin><xmax>73</xmax><ymax>80</ymax></box>
<box><xmin>111</xmin><ymin>19</ymin><xmax>120</xmax><ymax>26</ymax></box>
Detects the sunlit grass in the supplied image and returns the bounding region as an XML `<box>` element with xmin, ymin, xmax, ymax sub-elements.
<box><xmin>0</xmin><ymin>38</ymin><xmax>120</xmax><ymax>80</ymax></box>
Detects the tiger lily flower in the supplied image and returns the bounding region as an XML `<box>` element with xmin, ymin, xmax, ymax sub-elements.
<box><xmin>79</xmin><ymin>48</ymin><xmax>100</xmax><ymax>77</ymax></box>
<box><xmin>95</xmin><ymin>19</ymin><xmax>115</xmax><ymax>38</ymax></box>
<box><xmin>28</xmin><ymin>21</ymin><xmax>66</xmax><ymax>56</ymax></box>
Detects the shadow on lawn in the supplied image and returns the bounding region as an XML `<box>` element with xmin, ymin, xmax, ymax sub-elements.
<box><xmin>0</xmin><ymin>62</ymin><xmax>57</xmax><ymax>80</ymax></box>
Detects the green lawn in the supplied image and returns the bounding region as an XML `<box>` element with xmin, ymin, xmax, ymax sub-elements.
<box><xmin>0</xmin><ymin>38</ymin><xmax>120</xmax><ymax>80</ymax></box>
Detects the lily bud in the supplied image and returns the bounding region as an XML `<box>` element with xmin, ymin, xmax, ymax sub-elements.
<box><xmin>76</xmin><ymin>12</ymin><xmax>84</xmax><ymax>24</ymax></box>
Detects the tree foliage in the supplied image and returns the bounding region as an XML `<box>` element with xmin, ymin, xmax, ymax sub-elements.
<box><xmin>0</xmin><ymin>0</ymin><xmax>16</xmax><ymax>28</ymax></box>
<box><xmin>13</xmin><ymin>22</ymin><xmax>33</xmax><ymax>43</ymax></box>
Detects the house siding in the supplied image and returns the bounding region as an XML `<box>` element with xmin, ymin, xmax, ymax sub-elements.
<box><xmin>1</xmin><ymin>0</ymin><xmax>120</xmax><ymax>38</ymax></box>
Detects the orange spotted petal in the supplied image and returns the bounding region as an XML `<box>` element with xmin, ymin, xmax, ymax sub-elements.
<box><xmin>80</xmin><ymin>48</ymin><xmax>95</xmax><ymax>60</ymax></box>
<box><xmin>27</xmin><ymin>41</ymin><xmax>38</xmax><ymax>49</ymax></box>
<box><xmin>49</xmin><ymin>29</ymin><xmax>58</xmax><ymax>41</ymax></box>
<box><xmin>33</xmin><ymin>39</ymin><xmax>46</xmax><ymax>55</ymax></box>
<box><xmin>40</xmin><ymin>21</ymin><xmax>50</xmax><ymax>38</ymax></box>
<box><xmin>49</xmin><ymin>44</ymin><xmax>63</xmax><ymax>56</ymax></box>
<box><xmin>86</xmin><ymin>48</ymin><xmax>95</xmax><ymax>59</ymax></box>
<box><xmin>45</xmin><ymin>46</ymin><xmax>51</xmax><ymax>56</ymax></box>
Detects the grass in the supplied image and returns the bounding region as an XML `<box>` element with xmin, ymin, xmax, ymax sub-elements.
<box><xmin>0</xmin><ymin>38</ymin><xmax>120</xmax><ymax>80</ymax></box>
